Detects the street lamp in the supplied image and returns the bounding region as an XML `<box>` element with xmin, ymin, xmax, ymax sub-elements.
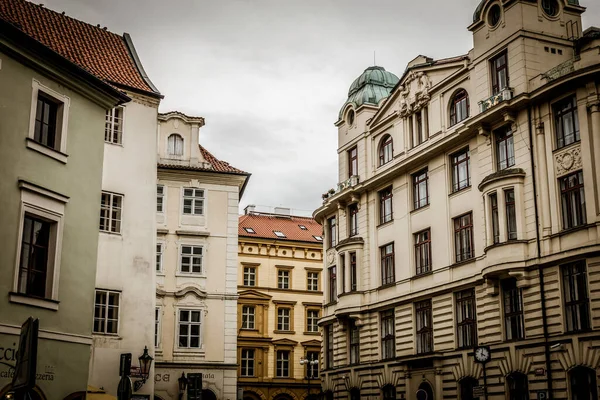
<box><xmin>133</xmin><ymin>346</ymin><xmax>154</xmax><ymax>392</ymax></box>
<box><xmin>178</xmin><ymin>372</ymin><xmax>188</xmax><ymax>400</ymax></box>
<box><xmin>300</xmin><ymin>355</ymin><xmax>319</xmax><ymax>400</ymax></box>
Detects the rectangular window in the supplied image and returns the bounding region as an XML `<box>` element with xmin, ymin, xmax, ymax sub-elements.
<box><xmin>491</xmin><ymin>51</ymin><xmax>509</xmax><ymax>95</ymax></box>
<box><xmin>456</xmin><ymin>289</ymin><xmax>477</xmax><ymax>349</ymax></box>
<box><xmin>413</xmin><ymin>169</ymin><xmax>429</xmax><ymax>209</ymax></box>
<box><xmin>502</xmin><ymin>279</ymin><xmax>524</xmax><ymax>341</ymax></box>
<box><xmin>155</xmin><ymin>307</ymin><xmax>161</xmax><ymax>348</ymax></box>
<box><xmin>241</xmin><ymin>349</ymin><xmax>255</xmax><ymax>377</ymax></box>
<box><xmin>451</xmin><ymin>148</ymin><xmax>470</xmax><ymax>192</ymax></box>
<box><xmin>340</xmin><ymin>253</ymin><xmax>346</xmax><ymax>295</ymax></box>
<box><xmin>178</xmin><ymin>309</ymin><xmax>202</xmax><ymax>348</ymax></box>
<box><xmin>350</xmin><ymin>252</ymin><xmax>357</xmax><ymax>292</ymax></box>
<box><xmin>454</xmin><ymin>212</ymin><xmax>474</xmax><ymax>263</ymax></box>
<box><xmin>276</xmin><ymin>350</ymin><xmax>290</xmax><ymax>377</ymax></box>
<box><xmin>105</xmin><ymin>106</ymin><xmax>124</xmax><ymax>144</ymax></box>
<box><xmin>307</xmin><ymin>309</ymin><xmax>320</xmax><ymax>333</ymax></box>
<box><xmin>554</xmin><ymin>95</ymin><xmax>579</xmax><ymax>149</ymax></box>
<box><xmin>379</xmin><ymin>187</ymin><xmax>393</xmax><ymax>224</ymax></box>
<box><xmin>278</xmin><ymin>269</ymin><xmax>290</xmax><ymax>289</ymax></box>
<box><xmin>490</xmin><ymin>193</ymin><xmax>500</xmax><ymax>244</ymax></box>
<box><xmin>415</xmin><ymin>229</ymin><xmax>431</xmax><ymax>275</ymax></box>
<box><xmin>93</xmin><ymin>290</ymin><xmax>120</xmax><ymax>334</ymax></box>
<box><xmin>34</xmin><ymin>92</ymin><xmax>59</xmax><ymax>149</ymax></box>
<box><xmin>495</xmin><ymin>126</ymin><xmax>515</xmax><ymax>170</ymax></box>
<box><xmin>182</xmin><ymin>188</ymin><xmax>204</xmax><ymax>215</ymax></box>
<box><xmin>562</xmin><ymin>261</ymin><xmax>590</xmax><ymax>332</ymax></box>
<box><xmin>329</xmin><ymin>266</ymin><xmax>337</xmax><ymax>302</ymax></box>
<box><xmin>307</xmin><ymin>271</ymin><xmax>319</xmax><ymax>291</ymax></box>
<box><xmin>99</xmin><ymin>192</ymin><xmax>123</xmax><ymax>234</ymax></box>
<box><xmin>328</xmin><ymin>216</ymin><xmax>337</xmax><ymax>248</ymax></box>
<box><xmin>381</xmin><ymin>309</ymin><xmax>395</xmax><ymax>360</ymax></box>
<box><xmin>349</xmin><ymin>319</ymin><xmax>360</xmax><ymax>365</ymax></box>
<box><xmin>243</xmin><ymin>267</ymin><xmax>256</xmax><ymax>286</ymax></box>
<box><xmin>277</xmin><ymin>307</ymin><xmax>291</xmax><ymax>331</ymax></box>
<box><xmin>306</xmin><ymin>351</ymin><xmax>319</xmax><ymax>378</ymax></box>
<box><xmin>349</xmin><ymin>204</ymin><xmax>359</xmax><ymax>236</ymax></box>
<box><xmin>156</xmin><ymin>243</ymin><xmax>163</xmax><ymax>272</ymax></box>
<box><xmin>560</xmin><ymin>171</ymin><xmax>586</xmax><ymax>229</ymax></box>
<box><xmin>17</xmin><ymin>215</ymin><xmax>51</xmax><ymax>298</ymax></box>
<box><xmin>348</xmin><ymin>146</ymin><xmax>358</xmax><ymax>178</ymax></box>
<box><xmin>505</xmin><ymin>189</ymin><xmax>517</xmax><ymax>240</ymax></box>
<box><xmin>242</xmin><ymin>305</ymin><xmax>255</xmax><ymax>329</ymax></box>
<box><xmin>157</xmin><ymin>185</ymin><xmax>164</xmax><ymax>213</ymax></box>
<box><xmin>381</xmin><ymin>243</ymin><xmax>395</xmax><ymax>286</ymax></box>
<box><xmin>326</xmin><ymin>325</ymin><xmax>334</xmax><ymax>369</ymax></box>
<box><xmin>180</xmin><ymin>245</ymin><xmax>203</xmax><ymax>274</ymax></box>
<box><xmin>416</xmin><ymin>300</ymin><xmax>433</xmax><ymax>354</ymax></box>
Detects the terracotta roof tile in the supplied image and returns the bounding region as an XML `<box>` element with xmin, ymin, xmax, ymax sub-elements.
<box><xmin>0</xmin><ymin>0</ymin><xmax>159</xmax><ymax>95</ymax></box>
<box><xmin>239</xmin><ymin>214</ymin><xmax>323</xmax><ymax>243</ymax></box>
<box><xmin>158</xmin><ymin>145</ymin><xmax>247</xmax><ymax>175</ymax></box>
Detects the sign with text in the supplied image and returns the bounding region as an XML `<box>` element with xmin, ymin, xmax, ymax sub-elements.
<box><xmin>473</xmin><ymin>386</ymin><xmax>485</xmax><ymax>398</ymax></box>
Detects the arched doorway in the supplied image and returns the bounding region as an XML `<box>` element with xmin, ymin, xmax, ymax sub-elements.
<box><xmin>382</xmin><ymin>384</ymin><xmax>396</xmax><ymax>400</ymax></box>
<box><xmin>202</xmin><ymin>389</ymin><xmax>217</xmax><ymax>400</ymax></box>
<box><xmin>570</xmin><ymin>367</ymin><xmax>598</xmax><ymax>400</ymax></box>
<box><xmin>417</xmin><ymin>381</ymin><xmax>434</xmax><ymax>400</ymax></box>
<box><xmin>273</xmin><ymin>394</ymin><xmax>293</xmax><ymax>400</ymax></box>
<box><xmin>506</xmin><ymin>372</ymin><xmax>529</xmax><ymax>400</ymax></box>
<box><xmin>459</xmin><ymin>377</ymin><xmax>478</xmax><ymax>400</ymax></box>
<box><xmin>243</xmin><ymin>390</ymin><xmax>262</xmax><ymax>400</ymax></box>
<box><xmin>349</xmin><ymin>388</ymin><xmax>360</xmax><ymax>400</ymax></box>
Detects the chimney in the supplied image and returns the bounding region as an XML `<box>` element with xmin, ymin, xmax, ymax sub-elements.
<box><xmin>244</xmin><ymin>205</ymin><xmax>256</xmax><ymax>215</ymax></box>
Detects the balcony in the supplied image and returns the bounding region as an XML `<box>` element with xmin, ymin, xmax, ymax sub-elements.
<box><xmin>322</xmin><ymin>175</ymin><xmax>360</xmax><ymax>202</ymax></box>
<box><xmin>478</xmin><ymin>87</ymin><xmax>513</xmax><ymax>113</ymax></box>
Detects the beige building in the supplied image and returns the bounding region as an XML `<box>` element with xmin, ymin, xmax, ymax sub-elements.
<box><xmin>154</xmin><ymin>111</ymin><xmax>250</xmax><ymax>400</ymax></box>
<box><xmin>314</xmin><ymin>1</ymin><xmax>600</xmax><ymax>399</ymax></box>
<box><xmin>237</xmin><ymin>207</ymin><xmax>323</xmax><ymax>400</ymax></box>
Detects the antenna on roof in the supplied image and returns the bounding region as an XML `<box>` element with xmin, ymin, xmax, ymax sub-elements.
<box><xmin>374</xmin><ymin>50</ymin><xmax>376</xmax><ymax>66</ymax></box>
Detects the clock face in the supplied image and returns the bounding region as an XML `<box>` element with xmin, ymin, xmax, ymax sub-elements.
<box><xmin>474</xmin><ymin>346</ymin><xmax>490</xmax><ymax>363</ymax></box>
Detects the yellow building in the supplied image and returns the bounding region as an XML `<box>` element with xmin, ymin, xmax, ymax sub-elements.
<box><xmin>237</xmin><ymin>207</ymin><xmax>324</xmax><ymax>400</ymax></box>
<box><xmin>314</xmin><ymin>1</ymin><xmax>600</xmax><ymax>399</ymax></box>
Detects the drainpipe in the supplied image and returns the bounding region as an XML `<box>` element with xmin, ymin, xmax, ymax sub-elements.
<box><xmin>528</xmin><ymin>106</ymin><xmax>553</xmax><ymax>399</ymax></box>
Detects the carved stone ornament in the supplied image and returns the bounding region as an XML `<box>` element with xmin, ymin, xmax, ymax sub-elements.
<box><xmin>326</xmin><ymin>248</ymin><xmax>336</xmax><ymax>266</ymax></box>
<box><xmin>554</xmin><ymin>144</ymin><xmax>582</xmax><ymax>177</ymax></box>
<box><xmin>398</xmin><ymin>71</ymin><xmax>433</xmax><ymax>118</ymax></box>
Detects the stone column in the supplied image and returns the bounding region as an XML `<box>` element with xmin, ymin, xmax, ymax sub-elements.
<box><xmin>536</xmin><ymin>122</ymin><xmax>552</xmax><ymax>235</ymax></box>
<box><xmin>589</xmin><ymin>102</ymin><xmax>600</xmax><ymax>214</ymax></box>
<box><xmin>422</xmin><ymin>107</ymin><xmax>429</xmax><ymax>141</ymax></box>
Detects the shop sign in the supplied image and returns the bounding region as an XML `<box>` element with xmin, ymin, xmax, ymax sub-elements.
<box><xmin>154</xmin><ymin>373</ymin><xmax>215</xmax><ymax>383</ymax></box>
<box><xmin>0</xmin><ymin>342</ymin><xmax>56</xmax><ymax>381</ymax></box>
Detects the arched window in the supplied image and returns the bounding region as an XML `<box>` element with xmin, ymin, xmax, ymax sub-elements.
<box><xmin>570</xmin><ymin>367</ymin><xmax>598</xmax><ymax>400</ymax></box>
<box><xmin>450</xmin><ymin>89</ymin><xmax>469</xmax><ymax>126</ymax></box>
<box><xmin>459</xmin><ymin>377</ymin><xmax>478</xmax><ymax>400</ymax></box>
<box><xmin>506</xmin><ymin>372</ymin><xmax>529</xmax><ymax>400</ymax></box>
<box><xmin>349</xmin><ymin>388</ymin><xmax>360</xmax><ymax>400</ymax></box>
<box><xmin>167</xmin><ymin>133</ymin><xmax>184</xmax><ymax>156</ymax></box>
<box><xmin>379</xmin><ymin>135</ymin><xmax>393</xmax><ymax>166</ymax></box>
<box><xmin>382</xmin><ymin>384</ymin><xmax>396</xmax><ymax>400</ymax></box>
<box><xmin>417</xmin><ymin>382</ymin><xmax>434</xmax><ymax>400</ymax></box>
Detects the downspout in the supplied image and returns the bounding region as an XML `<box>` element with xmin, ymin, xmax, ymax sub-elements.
<box><xmin>528</xmin><ymin>106</ymin><xmax>553</xmax><ymax>399</ymax></box>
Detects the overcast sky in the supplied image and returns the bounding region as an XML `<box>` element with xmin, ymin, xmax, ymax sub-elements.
<box><xmin>44</xmin><ymin>0</ymin><xmax>600</xmax><ymax>215</ymax></box>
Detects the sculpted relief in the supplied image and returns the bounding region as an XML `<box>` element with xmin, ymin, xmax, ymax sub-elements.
<box><xmin>399</xmin><ymin>71</ymin><xmax>433</xmax><ymax>118</ymax></box>
<box><xmin>554</xmin><ymin>144</ymin><xmax>582</xmax><ymax>177</ymax></box>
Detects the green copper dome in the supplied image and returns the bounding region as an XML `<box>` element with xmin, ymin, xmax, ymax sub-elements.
<box><xmin>339</xmin><ymin>66</ymin><xmax>399</xmax><ymax>118</ymax></box>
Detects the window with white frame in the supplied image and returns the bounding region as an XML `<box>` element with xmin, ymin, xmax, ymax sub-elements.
<box><xmin>178</xmin><ymin>309</ymin><xmax>202</xmax><ymax>348</ymax></box>
<box><xmin>156</xmin><ymin>243</ymin><xmax>163</xmax><ymax>272</ymax></box>
<box><xmin>157</xmin><ymin>185</ymin><xmax>165</xmax><ymax>213</ymax></box>
<box><xmin>183</xmin><ymin>188</ymin><xmax>204</xmax><ymax>215</ymax></box>
<box><xmin>278</xmin><ymin>269</ymin><xmax>290</xmax><ymax>289</ymax></box>
<box><xmin>241</xmin><ymin>349</ymin><xmax>255</xmax><ymax>377</ymax></box>
<box><xmin>243</xmin><ymin>266</ymin><xmax>256</xmax><ymax>286</ymax></box>
<box><xmin>155</xmin><ymin>307</ymin><xmax>161</xmax><ymax>348</ymax></box>
<box><xmin>105</xmin><ymin>106</ymin><xmax>124</xmax><ymax>144</ymax></box>
<box><xmin>93</xmin><ymin>290</ymin><xmax>120</xmax><ymax>334</ymax></box>
<box><xmin>277</xmin><ymin>307</ymin><xmax>291</xmax><ymax>331</ymax></box>
<box><xmin>307</xmin><ymin>271</ymin><xmax>319</xmax><ymax>291</ymax></box>
<box><xmin>242</xmin><ymin>305</ymin><xmax>255</xmax><ymax>329</ymax></box>
<box><xmin>276</xmin><ymin>350</ymin><xmax>290</xmax><ymax>377</ymax></box>
<box><xmin>306</xmin><ymin>309</ymin><xmax>319</xmax><ymax>332</ymax></box>
<box><xmin>180</xmin><ymin>245</ymin><xmax>203</xmax><ymax>274</ymax></box>
<box><xmin>167</xmin><ymin>134</ymin><xmax>184</xmax><ymax>156</ymax></box>
<box><xmin>99</xmin><ymin>192</ymin><xmax>123</xmax><ymax>234</ymax></box>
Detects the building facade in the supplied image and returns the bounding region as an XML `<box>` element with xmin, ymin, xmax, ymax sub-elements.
<box><xmin>0</xmin><ymin>0</ymin><xmax>129</xmax><ymax>398</ymax></box>
<box><xmin>314</xmin><ymin>1</ymin><xmax>600</xmax><ymax>399</ymax></box>
<box><xmin>154</xmin><ymin>111</ymin><xmax>250</xmax><ymax>400</ymax></box>
<box><xmin>237</xmin><ymin>208</ymin><xmax>324</xmax><ymax>400</ymax></box>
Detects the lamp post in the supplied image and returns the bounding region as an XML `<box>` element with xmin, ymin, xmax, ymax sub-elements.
<box><xmin>299</xmin><ymin>355</ymin><xmax>318</xmax><ymax>400</ymax></box>
<box><xmin>133</xmin><ymin>346</ymin><xmax>154</xmax><ymax>392</ymax></box>
<box><xmin>178</xmin><ymin>372</ymin><xmax>188</xmax><ymax>400</ymax></box>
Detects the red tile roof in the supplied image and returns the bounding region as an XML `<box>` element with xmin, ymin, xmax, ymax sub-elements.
<box><xmin>0</xmin><ymin>0</ymin><xmax>159</xmax><ymax>96</ymax></box>
<box><xmin>158</xmin><ymin>145</ymin><xmax>247</xmax><ymax>175</ymax></box>
<box><xmin>239</xmin><ymin>213</ymin><xmax>323</xmax><ymax>243</ymax></box>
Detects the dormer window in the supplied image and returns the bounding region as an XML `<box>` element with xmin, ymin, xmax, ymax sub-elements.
<box><xmin>274</xmin><ymin>231</ymin><xmax>286</xmax><ymax>238</ymax></box>
<box><xmin>488</xmin><ymin>4</ymin><xmax>501</xmax><ymax>27</ymax></box>
<box><xmin>244</xmin><ymin>227</ymin><xmax>256</xmax><ymax>234</ymax></box>
<box><xmin>167</xmin><ymin>134</ymin><xmax>184</xmax><ymax>156</ymax></box>
<box><xmin>347</xmin><ymin>109</ymin><xmax>355</xmax><ymax>126</ymax></box>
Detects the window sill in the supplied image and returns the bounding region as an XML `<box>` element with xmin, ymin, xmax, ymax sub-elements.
<box><xmin>449</xmin><ymin>185</ymin><xmax>472</xmax><ymax>198</ymax></box>
<box><xmin>411</xmin><ymin>204</ymin><xmax>430</xmax><ymax>214</ymax></box>
<box><xmin>26</xmin><ymin>138</ymin><xmax>68</xmax><ymax>164</ymax></box>
<box><xmin>483</xmin><ymin>239</ymin><xmax>528</xmax><ymax>253</ymax></box>
<box><xmin>92</xmin><ymin>333</ymin><xmax>121</xmax><ymax>338</ymax></box>
<box><xmin>100</xmin><ymin>230</ymin><xmax>123</xmax><ymax>236</ymax></box>
<box><xmin>9</xmin><ymin>292</ymin><xmax>59</xmax><ymax>310</ymax></box>
<box><xmin>377</xmin><ymin>219</ymin><xmax>394</xmax><ymax>229</ymax></box>
<box><xmin>552</xmin><ymin>139</ymin><xmax>581</xmax><ymax>154</ymax></box>
<box><xmin>379</xmin><ymin>282</ymin><xmax>396</xmax><ymax>290</ymax></box>
<box><xmin>412</xmin><ymin>271</ymin><xmax>433</xmax><ymax>279</ymax></box>
<box><xmin>175</xmin><ymin>273</ymin><xmax>207</xmax><ymax>278</ymax></box>
<box><xmin>240</xmin><ymin>328</ymin><xmax>259</xmax><ymax>332</ymax></box>
<box><xmin>104</xmin><ymin>141</ymin><xmax>124</xmax><ymax>147</ymax></box>
<box><xmin>174</xmin><ymin>348</ymin><xmax>205</xmax><ymax>355</ymax></box>
<box><xmin>175</xmin><ymin>229</ymin><xmax>210</xmax><ymax>237</ymax></box>
<box><xmin>451</xmin><ymin>257</ymin><xmax>476</xmax><ymax>268</ymax></box>
<box><xmin>303</xmin><ymin>331</ymin><xmax>321</xmax><ymax>336</ymax></box>
<box><xmin>273</xmin><ymin>330</ymin><xmax>296</xmax><ymax>334</ymax></box>
<box><xmin>549</xmin><ymin>223</ymin><xmax>593</xmax><ymax>238</ymax></box>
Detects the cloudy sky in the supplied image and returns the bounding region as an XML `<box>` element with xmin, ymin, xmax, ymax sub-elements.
<box><xmin>44</xmin><ymin>0</ymin><xmax>600</xmax><ymax>215</ymax></box>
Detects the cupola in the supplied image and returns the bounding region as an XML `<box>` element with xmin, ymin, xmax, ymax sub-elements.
<box><xmin>339</xmin><ymin>66</ymin><xmax>399</xmax><ymax>121</ymax></box>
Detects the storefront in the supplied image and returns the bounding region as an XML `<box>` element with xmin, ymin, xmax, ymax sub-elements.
<box><xmin>154</xmin><ymin>366</ymin><xmax>236</xmax><ymax>400</ymax></box>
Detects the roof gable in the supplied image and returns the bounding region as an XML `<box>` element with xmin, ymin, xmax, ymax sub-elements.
<box><xmin>238</xmin><ymin>289</ymin><xmax>272</xmax><ymax>301</ymax></box>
